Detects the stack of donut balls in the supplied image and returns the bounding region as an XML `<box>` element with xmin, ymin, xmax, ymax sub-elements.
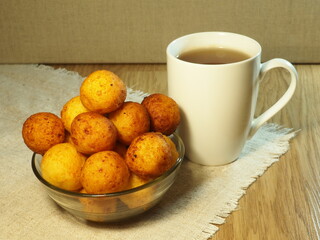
<box><xmin>22</xmin><ymin>70</ymin><xmax>181</xmax><ymax>199</ymax></box>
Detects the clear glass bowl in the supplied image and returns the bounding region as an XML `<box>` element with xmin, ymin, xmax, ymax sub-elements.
<box><xmin>31</xmin><ymin>133</ymin><xmax>185</xmax><ymax>222</ymax></box>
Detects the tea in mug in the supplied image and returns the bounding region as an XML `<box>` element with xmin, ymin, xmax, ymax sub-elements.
<box><xmin>178</xmin><ymin>47</ymin><xmax>250</xmax><ymax>64</ymax></box>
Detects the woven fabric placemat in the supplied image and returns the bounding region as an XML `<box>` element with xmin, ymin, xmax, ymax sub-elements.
<box><xmin>0</xmin><ymin>65</ymin><xmax>297</xmax><ymax>240</ymax></box>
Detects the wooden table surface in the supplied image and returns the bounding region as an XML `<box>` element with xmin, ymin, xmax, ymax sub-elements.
<box><xmin>51</xmin><ymin>64</ymin><xmax>320</xmax><ymax>240</ymax></box>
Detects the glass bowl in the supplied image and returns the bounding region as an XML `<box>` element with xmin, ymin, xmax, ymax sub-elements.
<box><xmin>31</xmin><ymin>133</ymin><xmax>185</xmax><ymax>222</ymax></box>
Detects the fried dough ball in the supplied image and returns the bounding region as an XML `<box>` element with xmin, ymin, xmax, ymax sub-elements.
<box><xmin>120</xmin><ymin>173</ymin><xmax>154</xmax><ymax>209</ymax></box>
<box><xmin>41</xmin><ymin>143</ymin><xmax>86</xmax><ymax>191</ymax></box>
<box><xmin>60</xmin><ymin>96</ymin><xmax>89</xmax><ymax>132</ymax></box>
<box><xmin>125</xmin><ymin>132</ymin><xmax>173</xmax><ymax>178</ymax></box>
<box><xmin>142</xmin><ymin>93</ymin><xmax>180</xmax><ymax>135</ymax></box>
<box><xmin>108</xmin><ymin>101</ymin><xmax>150</xmax><ymax>145</ymax></box>
<box><xmin>164</xmin><ymin>135</ymin><xmax>179</xmax><ymax>164</ymax></box>
<box><xmin>81</xmin><ymin>151</ymin><xmax>130</xmax><ymax>194</ymax></box>
<box><xmin>22</xmin><ymin>112</ymin><xmax>65</xmax><ymax>154</ymax></box>
<box><xmin>126</xmin><ymin>172</ymin><xmax>153</xmax><ymax>189</ymax></box>
<box><xmin>80</xmin><ymin>70</ymin><xmax>127</xmax><ymax>114</ymax></box>
<box><xmin>70</xmin><ymin>112</ymin><xmax>117</xmax><ymax>155</ymax></box>
<box><xmin>80</xmin><ymin>189</ymin><xmax>117</xmax><ymax>221</ymax></box>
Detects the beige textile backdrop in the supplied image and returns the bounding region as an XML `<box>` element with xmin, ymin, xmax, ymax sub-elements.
<box><xmin>0</xmin><ymin>0</ymin><xmax>319</xmax><ymax>64</ymax></box>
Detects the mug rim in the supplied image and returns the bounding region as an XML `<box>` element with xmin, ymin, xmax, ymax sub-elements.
<box><xmin>166</xmin><ymin>31</ymin><xmax>261</xmax><ymax>66</ymax></box>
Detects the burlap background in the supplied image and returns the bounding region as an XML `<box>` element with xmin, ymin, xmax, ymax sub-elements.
<box><xmin>0</xmin><ymin>0</ymin><xmax>319</xmax><ymax>64</ymax></box>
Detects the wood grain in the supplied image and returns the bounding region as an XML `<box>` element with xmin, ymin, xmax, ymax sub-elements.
<box><xmin>50</xmin><ymin>64</ymin><xmax>320</xmax><ymax>240</ymax></box>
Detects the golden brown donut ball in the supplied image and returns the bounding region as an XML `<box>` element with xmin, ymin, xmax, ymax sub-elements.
<box><xmin>79</xmin><ymin>188</ymin><xmax>117</xmax><ymax>221</ymax></box>
<box><xmin>81</xmin><ymin>151</ymin><xmax>130</xmax><ymax>194</ymax></box>
<box><xmin>108</xmin><ymin>101</ymin><xmax>150</xmax><ymax>145</ymax></box>
<box><xmin>22</xmin><ymin>112</ymin><xmax>65</xmax><ymax>154</ymax></box>
<box><xmin>141</xmin><ymin>93</ymin><xmax>181</xmax><ymax>135</ymax></box>
<box><xmin>125</xmin><ymin>172</ymin><xmax>153</xmax><ymax>190</ymax></box>
<box><xmin>120</xmin><ymin>172</ymin><xmax>154</xmax><ymax>209</ymax></box>
<box><xmin>80</xmin><ymin>70</ymin><xmax>127</xmax><ymax>114</ymax></box>
<box><xmin>41</xmin><ymin>143</ymin><xmax>86</xmax><ymax>191</ymax></box>
<box><xmin>70</xmin><ymin>112</ymin><xmax>117</xmax><ymax>155</ymax></box>
<box><xmin>125</xmin><ymin>132</ymin><xmax>173</xmax><ymax>178</ymax></box>
<box><xmin>164</xmin><ymin>135</ymin><xmax>179</xmax><ymax>165</ymax></box>
<box><xmin>60</xmin><ymin>96</ymin><xmax>89</xmax><ymax>132</ymax></box>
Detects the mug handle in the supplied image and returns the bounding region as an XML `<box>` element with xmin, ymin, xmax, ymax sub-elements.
<box><xmin>249</xmin><ymin>58</ymin><xmax>298</xmax><ymax>137</ymax></box>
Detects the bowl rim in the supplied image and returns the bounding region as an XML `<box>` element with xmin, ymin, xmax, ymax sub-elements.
<box><xmin>31</xmin><ymin>132</ymin><xmax>185</xmax><ymax>198</ymax></box>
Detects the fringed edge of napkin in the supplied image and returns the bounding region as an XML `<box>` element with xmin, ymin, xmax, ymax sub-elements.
<box><xmin>36</xmin><ymin>64</ymin><xmax>150</xmax><ymax>103</ymax></box>
<box><xmin>36</xmin><ymin>64</ymin><xmax>84</xmax><ymax>79</ymax></box>
<box><xmin>197</xmin><ymin>124</ymin><xmax>299</xmax><ymax>239</ymax></box>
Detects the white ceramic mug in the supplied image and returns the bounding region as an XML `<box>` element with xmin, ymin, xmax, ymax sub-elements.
<box><xmin>166</xmin><ymin>32</ymin><xmax>297</xmax><ymax>166</ymax></box>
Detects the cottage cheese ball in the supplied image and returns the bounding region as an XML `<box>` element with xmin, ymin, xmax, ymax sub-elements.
<box><xmin>120</xmin><ymin>173</ymin><xmax>154</xmax><ymax>209</ymax></box>
<box><xmin>80</xmin><ymin>70</ymin><xmax>127</xmax><ymax>114</ymax></box>
<box><xmin>164</xmin><ymin>135</ymin><xmax>179</xmax><ymax>164</ymax></box>
<box><xmin>126</xmin><ymin>172</ymin><xmax>153</xmax><ymax>189</ymax></box>
<box><xmin>80</xmin><ymin>188</ymin><xmax>117</xmax><ymax>221</ymax></box>
<box><xmin>60</xmin><ymin>96</ymin><xmax>89</xmax><ymax>132</ymax></box>
<box><xmin>125</xmin><ymin>132</ymin><xmax>174</xmax><ymax>178</ymax></box>
<box><xmin>22</xmin><ymin>112</ymin><xmax>65</xmax><ymax>155</ymax></box>
<box><xmin>70</xmin><ymin>112</ymin><xmax>117</xmax><ymax>155</ymax></box>
<box><xmin>41</xmin><ymin>143</ymin><xmax>86</xmax><ymax>191</ymax></box>
<box><xmin>142</xmin><ymin>93</ymin><xmax>181</xmax><ymax>135</ymax></box>
<box><xmin>108</xmin><ymin>101</ymin><xmax>150</xmax><ymax>145</ymax></box>
<box><xmin>81</xmin><ymin>151</ymin><xmax>130</xmax><ymax>194</ymax></box>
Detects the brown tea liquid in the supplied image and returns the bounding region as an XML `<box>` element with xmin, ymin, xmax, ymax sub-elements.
<box><xmin>178</xmin><ymin>47</ymin><xmax>250</xmax><ymax>64</ymax></box>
